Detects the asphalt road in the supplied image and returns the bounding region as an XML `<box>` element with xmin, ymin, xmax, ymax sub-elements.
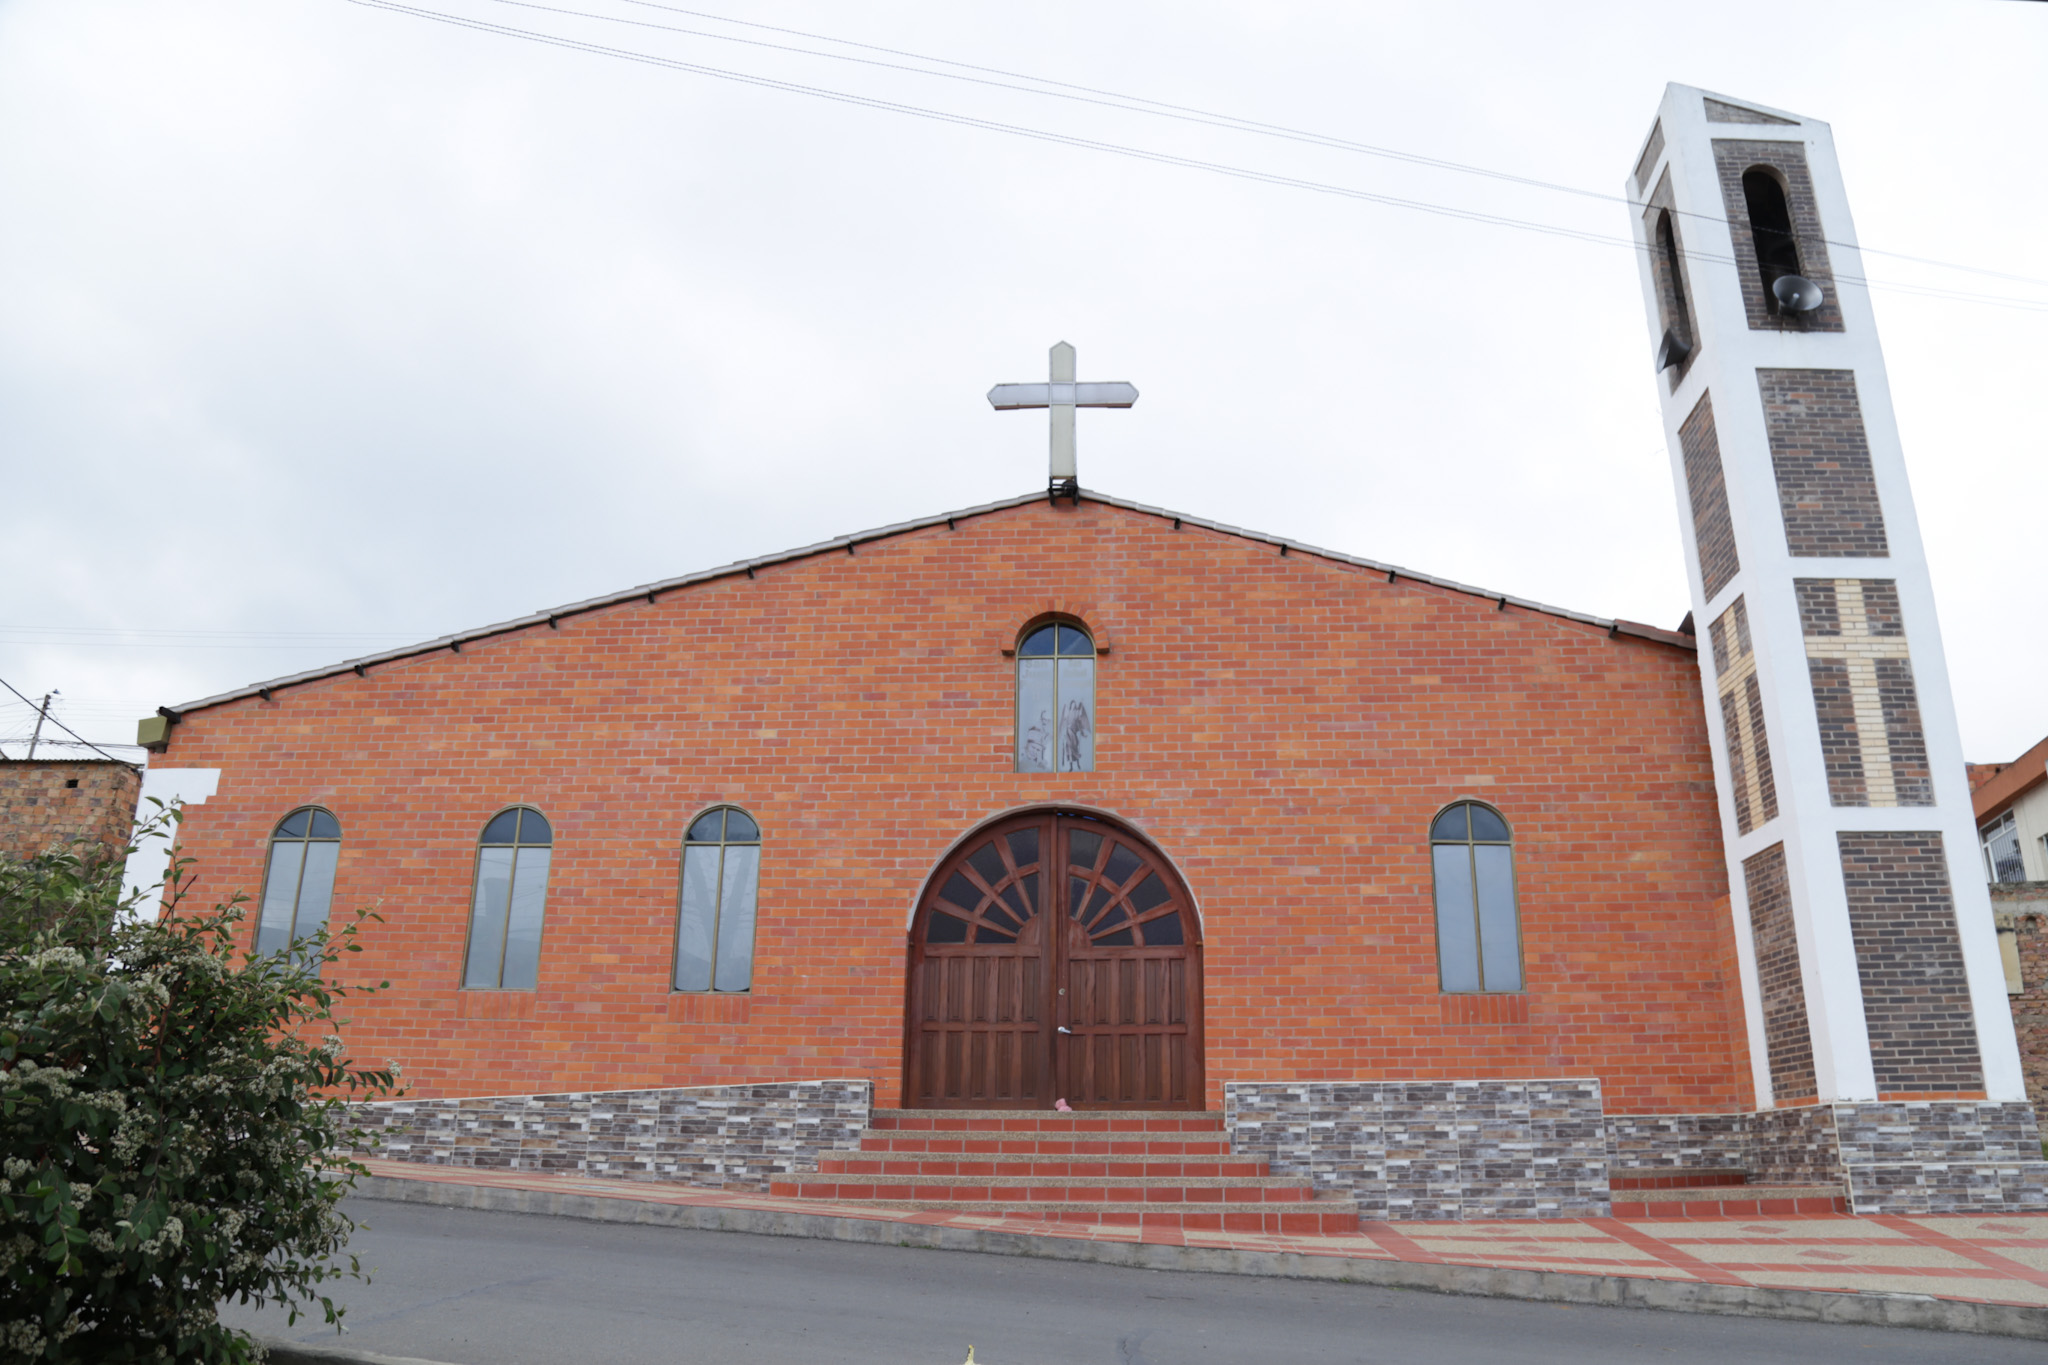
<box><xmin>220</xmin><ymin>1199</ymin><xmax>2037</xmax><ymax>1365</ymax></box>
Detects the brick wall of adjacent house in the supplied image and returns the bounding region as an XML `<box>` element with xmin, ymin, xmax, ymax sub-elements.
<box><xmin>148</xmin><ymin>497</ymin><xmax>1751</xmax><ymax>1115</ymax></box>
<box><xmin>0</xmin><ymin>760</ymin><xmax>142</xmax><ymax>861</ymax></box>
<box><xmin>1969</xmin><ymin>763</ymin><xmax>2011</xmax><ymax>794</ymax></box>
<box><xmin>1994</xmin><ymin>883</ymin><xmax>2048</xmax><ymax>1115</ymax></box>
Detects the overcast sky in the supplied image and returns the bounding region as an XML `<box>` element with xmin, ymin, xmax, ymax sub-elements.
<box><xmin>2</xmin><ymin>0</ymin><xmax>2043</xmax><ymax>763</ymax></box>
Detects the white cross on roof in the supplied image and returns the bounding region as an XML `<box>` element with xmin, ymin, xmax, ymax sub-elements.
<box><xmin>988</xmin><ymin>342</ymin><xmax>1138</xmax><ymax>497</ymax></box>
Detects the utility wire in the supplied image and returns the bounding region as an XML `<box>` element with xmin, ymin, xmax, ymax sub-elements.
<box><xmin>0</xmin><ymin>675</ymin><xmax>126</xmax><ymax>762</ymax></box>
<box><xmin>1</xmin><ymin>626</ymin><xmax>408</xmax><ymax>638</ymax></box>
<box><xmin>0</xmin><ymin>738</ymin><xmax>148</xmax><ymax>754</ymax></box>
<box><xmin>0</xmin><ymin>626</ymin><xmax>426</xmax><ymax>649</ymax></box>
<box><xmin>480</xmin><ymin>0</ymin><xmax>2048</xmax><ymax>292</ymax></box>
<box><xmin>339</xmin><ymin>0</ymin><xmax>2048</xmax><ymax>313</ymax></box>
<box><xmin>0</xmin><ymin>640</ymin><xmax>412</xmax><ymax>650</ymax></box>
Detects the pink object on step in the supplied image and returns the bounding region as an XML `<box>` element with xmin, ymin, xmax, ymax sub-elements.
<box><xmin>1054</xmin><ymin>1098</ymin><xmax>1072</xmax><ymax>1112</ymax></box>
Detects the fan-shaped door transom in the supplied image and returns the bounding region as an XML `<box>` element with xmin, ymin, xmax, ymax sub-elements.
<box><xmin>906</xmin><ymin>811</ymin><xmax>1202</xmax><ymax>1110</ymax></box>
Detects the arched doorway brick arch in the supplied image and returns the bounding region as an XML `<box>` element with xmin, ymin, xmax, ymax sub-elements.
<box><xmin>903</xmin><ymin>808</ymin><xmax>1204</xmax><ymax>1110</ymax></box>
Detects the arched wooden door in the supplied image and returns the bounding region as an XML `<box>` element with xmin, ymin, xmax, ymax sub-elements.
<box><xmin>905</xmin><ymin>811</ymin><xmax>1202</xmax><ymax>1109</ymax></box>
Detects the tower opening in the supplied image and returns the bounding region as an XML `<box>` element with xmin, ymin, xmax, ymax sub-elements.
<box><xmin>1653</xmin><ymin>208</ymin><xmax>1694</xmax><ymax>367</ymax></box>
<box><xmin>1740</xmin><ymin>168</ymin><xmax>1803</xmax><ymax>312</ymax></box>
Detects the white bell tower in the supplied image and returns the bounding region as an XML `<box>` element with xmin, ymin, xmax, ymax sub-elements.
<box><xmin>1629</xmin><ymin>86</ymin><xmax>2024</xmax><ymax>1122</ymax></box>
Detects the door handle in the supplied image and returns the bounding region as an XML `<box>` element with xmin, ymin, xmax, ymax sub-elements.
<box><xmin>1057</xmin><ymin>1026</ymin><xmax>1073</xmax><ymax>1035</ymax></box>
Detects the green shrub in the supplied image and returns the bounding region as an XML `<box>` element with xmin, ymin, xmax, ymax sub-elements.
<box><xmin>0</xmin><ymin>810</ymin><xmax>396</xmax><ymax>1362</ymax></box>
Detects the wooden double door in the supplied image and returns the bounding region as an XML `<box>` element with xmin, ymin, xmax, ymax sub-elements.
<box><xmin>906</xmin><ymin>812</ymin><xmax>1202</xmax><ymax>1109</ymax></box>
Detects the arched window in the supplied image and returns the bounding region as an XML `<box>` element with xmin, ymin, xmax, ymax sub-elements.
<box><xmin>463</xmin><ymin>806</ymin><xmax>553</xmax><ymax>990</ymax></box>
<box><xmin>254</xmin><ymin>807</ymin><xmax>341</xmax><ymax>959</ymax></box>
<box><xmin>1740</xmin><ymin>168</ymin><xmax>1803</xmax><ymax>311</ymax></box>
<box><xmin>1430</xmin><ymin>802</ymin><xmax>1522</xmax><ymax>993</ymax></box>
<box><xmin>1016</xmin><ymin>621</ymin><xmax>1095</xmax><ymax>772</ymax></box>
<box><xmin>675</xmin><ymin>806</ymin><xmax>761</xmax><ymax>992</ymax></box>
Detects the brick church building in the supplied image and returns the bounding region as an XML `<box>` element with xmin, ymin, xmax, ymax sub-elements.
<box><xmin>136</xmin><ymin>86</ymin><xmax>2042</xmax><ymax>1220</ymax></box>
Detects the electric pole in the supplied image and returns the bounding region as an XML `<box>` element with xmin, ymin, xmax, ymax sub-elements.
<box><xmin>25</xmin><ymin>690</ymin><xmax>55</xmax><ymax>759</ymax></box>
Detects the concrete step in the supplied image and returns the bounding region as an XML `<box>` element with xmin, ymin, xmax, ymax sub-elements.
<box><xmin>771</xmin><ymin>1174</ymin><xmax>1320</xmax><ymax>1204</ymax></box>
<box><xmin>858</xmin><ymin>1130</ymin><xmax>1235</xmax><ymax>1157</ymax></box>
<box><xmin>1611</xmin><ymin>1184</ymin><xmax>1847</xmax><ymax>1218</ymax></box>
<box><xmin>819</xmin><ymin>1153</ymin><xmax>1270</xmax><ymax>1179</ymax></box>
<box><xmin>824</xmin><ymin>1198</ymin><xmax>1361</xmax><ymax>1236</ymax></box>
<box><xmin>1609</xmin><ymin>1168</ymin><xmax>1750</xmax><ymax>1191</ymax></box>
<box><xmin>868</xmin><ymin>1109</ymin><xmax>1225</xmax><ymax>1134</ymax></box>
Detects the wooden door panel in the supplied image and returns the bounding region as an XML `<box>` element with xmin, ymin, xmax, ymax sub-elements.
<box><xmin>1055</xmin><ymin>818</ymin><xmax>1202</xmax><ymax>1109</ymax></box>
<box><xmin>908</xmin><ymin>812</ymin><xmax>1201</xmax><ymax>1110</ymax></box>
<box><xmin>914</xmin><ymin>950</ymin><xmax>1043</xmax><ymax>1105</ymax></box>
<box><xmin>906</xmin><ymin>816</ymin><xmax>1053</xmax><ymax>1109</ymax></box>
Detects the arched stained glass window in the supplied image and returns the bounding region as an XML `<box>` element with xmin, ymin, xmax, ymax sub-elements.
<box><xmin>1430</xmin><ymin>802</ymin><xmax>1522</xmax><ymax>993</ymax></box>
<box><xmin>675</xmin><ymin>806</ymin><xmax>761</xmax><ymax>993</ymax></box>
<box><xmin>463</xmin><ymin>807</ymin><xmax>553</xmax><ymax>990</ymax></box>
<box><xmin>254</xmin><ymin>807</ymin><xmax>341</xmax><ymax>959</ymax></box>
<box><xmin>1016</xmin><ymin>622</ymin><xmax>1095</xmax><ymax>773</ymax></box>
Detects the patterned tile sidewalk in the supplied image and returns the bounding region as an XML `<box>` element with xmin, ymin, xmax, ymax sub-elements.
<box><xmin>356</xmin><ymin>1159</ymin><xmax>2048</xmax><ymax>1309</ymax></box>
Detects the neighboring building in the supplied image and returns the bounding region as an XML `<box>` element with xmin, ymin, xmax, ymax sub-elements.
<box><xmin>1992</xmin><ymin>882</ymin><xmax>2048</xmax><ymax>1116</ymax></box>
<box><xmin>132</xmin><ymin>85</ymin><xmax>2044</xmax><ymax>1217</ymax></box>
<box><xmin>1969</xmin><ymin>762</ymin><xmax>2010</xmax><ymax>794</ymax></box>
<box><xmin>0</xmin><ymin>758</ymin><xmax>143</xmax><ymax>862</ymax></box>
<box><xmin>1976</xmin><ymin>733</ymin><xmax>2048</xmax><ymax>885</ymax></box>
<box><xmin>1977</xmin><ymin>733</ymin><xmax>2048</xmax><ymax>1115</ymax></box>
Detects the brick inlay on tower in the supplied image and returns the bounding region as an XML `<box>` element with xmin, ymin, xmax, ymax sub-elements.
<box><xmin>1758</xmin><ymin>369</ymin><xmax>1888</xmax><ymax>557</ymax></box>
<box><xmin>1743</xmin><ymin>843</ymin><xmax>1816</xmax><ymax>1102</ymax></box>
<box><xmin>1836</xmin><ymin>832</ymin><xmax>1985</xmax><ymax>1095</ymax></box>
<box><xmin>1678</xmin><ymin>392</ymin><xmax>1739</xmax><ymax>600</ymax></box>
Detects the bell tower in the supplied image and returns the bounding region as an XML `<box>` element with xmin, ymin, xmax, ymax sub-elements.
<box><xmin>1630</xmin><ymin>86</ymin><xmax>2039</xmax><ymax>1205</ymax></box>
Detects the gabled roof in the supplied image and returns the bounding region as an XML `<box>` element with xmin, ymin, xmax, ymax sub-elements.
<box><xmin>163</xmin><ymin>488</ymin><xmax>1696</xmax><ymax>717</ymax></box>
<box><xmin>1975</xmin><ymin>732</ymin><xmax>2048</xmax><ymax>823</ymax></box>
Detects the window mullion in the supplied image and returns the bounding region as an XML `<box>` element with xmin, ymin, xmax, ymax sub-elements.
<box><xmin>707</xmin><ymin>843</ymin><xmax>725</xmax><ymax>992</ymax></box>
<box><xmin>498</xmin><ymin>846</ymin><xmax>518</xmax><ymax>988</ymax></box>
<box><xmin>1468</xmin><ymin>842</ymin><xmax>1486</xmax><ymax>992</ymax></box>
<box><xmin>286</xmin><ymin>832</ymin><xmax>310</xmax><ymax>942</ymax></box>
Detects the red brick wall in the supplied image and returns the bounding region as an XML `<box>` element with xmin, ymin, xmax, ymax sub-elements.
<box><xmin>151</xmin><ymin>499</ymin><xmax>1752</xmax><ymax>1114</ymax></box>
<box><xmin>0</xmin><ymin>760</ymin><xmax>141</xmax><ymax>861</ymax></box>
<box><xmin>1968</xmin><ymin>763</ymin><xmax>2009</xmax><ymax>795</ymax></box>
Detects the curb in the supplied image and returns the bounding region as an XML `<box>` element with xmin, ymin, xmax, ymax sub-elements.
<box><xmin>352</xmin><ymin>1174</ymin><xmax>2048</xmax><ymax>1341</ymax></box>
<box><xmin>260</xmin><ymin>1340</ymin><xmax>460</xmax><ymax>1365</ymax></box>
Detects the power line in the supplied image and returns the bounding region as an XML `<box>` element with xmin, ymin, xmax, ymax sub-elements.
<box><xmin>0</xmin><ymin>640</ymin><xmax>413</xmax><ymax>650</ymax></box>
<box><xmin>0</xmin><ymin>626</ymin><xmax>413</xmax><ymax>639</ymax></box>
<box><xmin>477</xmin><ymin>0</ymin><xmax>2048</xmax><ymax>292</ymax></box>
<box><xmin>0</xmin><ymin>625</ymin><xmax>430</xmax><ymax>649</ymax></box>
<box><xmin>0</xmin><ymin>738</ymin><xmax>148</xmax><ymax>755</ymax></box>
<box><xmin>338</xmin><ymin>0</ymin><xmax>2048</xmax><ymax>313</ymax></box>
<box><xmin>0</xmin><ymin>674</ymin><xmax>126</xmax><ymax>762</ymax></box>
